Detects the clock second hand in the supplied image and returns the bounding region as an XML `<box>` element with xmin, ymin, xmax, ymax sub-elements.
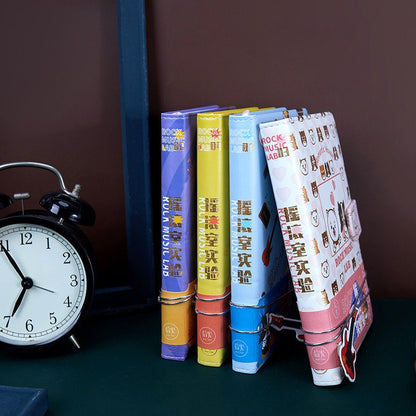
<box><xmin>33</xmin><ymin>284</ymin><xmax>55</xmax><ymax>294</ymax></box>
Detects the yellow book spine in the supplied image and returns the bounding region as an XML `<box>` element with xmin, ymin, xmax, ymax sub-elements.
<box><xmin>196</xmin><ymin>107</ymin><xmax>257</xmax><ymax>366</ymax></box>
<box><xmin>196</xmin><ymin>108</ymin><xmax>256</xmax><ymax>296</ymax></box>
<box><xmin>197</xmin><ymin>113</ymin><xmax>230</xmax><ymax>296</ymax></box>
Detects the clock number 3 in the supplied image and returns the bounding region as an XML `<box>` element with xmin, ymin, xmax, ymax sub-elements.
<box><xmin>70</xmin><ymin>274</ymin><xmax>78</xmax><ymax>287</ymax></box>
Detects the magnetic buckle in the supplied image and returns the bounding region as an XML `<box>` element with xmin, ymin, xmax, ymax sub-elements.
<box><xmin>346</xmin><ymin>199</ymin><xmax>362</xmax><ymax>241</ymax></box>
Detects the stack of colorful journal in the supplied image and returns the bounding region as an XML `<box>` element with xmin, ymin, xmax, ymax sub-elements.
<box><xmin>160</xmin><ymin>105</ymin><xmax>373</xmax><ymax>386</ymax></box>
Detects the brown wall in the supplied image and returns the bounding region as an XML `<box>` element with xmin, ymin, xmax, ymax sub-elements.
<box><xmin>146</xmin><ymin>0</ymin><xmax>416</xmax><ymax>298</ymax></box>
<box><xmin>0</xmin><ymin>1</ymin><xmax>127</xmax><ymax>288</ymax></box>
<box><xmin>0</xmin><ymin>1</ymin><xmax>414</xmax><ymax>297</ymax></box>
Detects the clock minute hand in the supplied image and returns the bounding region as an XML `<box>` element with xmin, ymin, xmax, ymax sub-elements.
<box><xmin>0</xmin><ymin>243</ymin><xmax>25</xmax><ymax>281</ymax></box>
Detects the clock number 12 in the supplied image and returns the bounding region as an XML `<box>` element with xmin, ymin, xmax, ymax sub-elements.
<box><xmin>20</xmin><ymin>232</ymin><xmax>32</xmax><ymax>245</ymax></box>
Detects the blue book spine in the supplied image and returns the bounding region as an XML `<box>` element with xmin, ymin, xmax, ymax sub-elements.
<box><xmin>229</xmin><ymin>108</ymin><xmax>301</xmax><ymax>373</ymax></box>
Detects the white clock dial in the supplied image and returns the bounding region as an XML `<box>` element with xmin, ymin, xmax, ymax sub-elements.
<box><xmin>0</xmin><ymin>223</ymin><xmax>88</xmax><ymax>346</ymax></box>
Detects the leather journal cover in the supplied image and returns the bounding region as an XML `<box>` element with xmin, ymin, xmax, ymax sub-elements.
<box><xmin>229</xmin><ymin>107</ymin><xmax>306</xmax><ymax>374</ymax></box>
<box><xmin>195</xmin><ymin>107</ymin><xmax>257</xmax><ymax>367</ymax></box>
<box><xmin>259</xmin><ymin>112</ymin><xmax>373</xmax><ymax>385</ymax></box>
<box><xmin>160</xmin><ymin>105</ymin><xmax>220</xmax><ymax>360</ymax></box>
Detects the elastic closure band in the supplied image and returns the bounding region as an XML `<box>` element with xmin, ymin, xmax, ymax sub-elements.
<box><xmin>229</xmin><ymin>289</ymin><xmax>293</xmax><ymax>334</ymax></box>
<box><xmin>271</xmin><ymin>276</ymin><xmax>370</xmax><ymax>347</ymax></box>
<box><xmin>195</xmin><ymin>292</ymin><xmax>231</xmax><ymax>302</ymax></box>
<box><xmin>194</xmin><ymin>309</ymin><xmax>230</xmax><ymax>316</ymax></box>
<box><xmin>229</xmin><ymin>273</ymin><xmax>370</xmax><ymax>348</ymax></box>
<box><xmin>303</xmin><ymin>286</ymin><xmax>370</xmax><ymax>347</ymax></box>
<box><xmin>158</xmin><ymin>291</ymin><xmax>196</xmax><ymax>306</ymax></box>
<box><xmin>229</xmin><ymin>326</ymin><xmax>264</xmax><ymax>335</ymax></box>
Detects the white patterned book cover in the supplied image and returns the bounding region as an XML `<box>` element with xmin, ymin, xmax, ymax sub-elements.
<box><xmin>259</xmin><ymin>112</ymin><xmax>373</xmax><ymax>386</ymax></box>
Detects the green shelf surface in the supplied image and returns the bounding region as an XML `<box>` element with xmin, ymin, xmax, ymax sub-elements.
<box><xmin>0</xmin><ymin>299</ymin><xmax>414</xmax><ymax>415</ymax></box>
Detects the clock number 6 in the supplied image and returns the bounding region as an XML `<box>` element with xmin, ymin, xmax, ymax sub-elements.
<box><xmin>25</xmin><ymin>319</ymin><xmax>33</xmax><ymax>332</ymax></box>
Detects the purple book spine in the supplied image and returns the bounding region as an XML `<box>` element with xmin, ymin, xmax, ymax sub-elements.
<box><xmin>161</xmin><ymin>106</ymin><xmax>219</xmax><ymax>360</ymax></box>
<box><xmin>161</xmin><ymin>113</ymin><xmax>195</xmax><ymax>293</ymax></box>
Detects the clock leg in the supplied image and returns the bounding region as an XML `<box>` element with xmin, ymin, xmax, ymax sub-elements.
<box><xmin>69</xmin><ymin>335</ymin><xmax>81</xmax><ymax>350</ymax></box>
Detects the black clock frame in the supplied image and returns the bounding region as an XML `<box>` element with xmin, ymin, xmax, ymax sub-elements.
<box><xmin>0</xmin><ymin>211</ymin><xmax>96</xmax><ymax>349</ymax></box>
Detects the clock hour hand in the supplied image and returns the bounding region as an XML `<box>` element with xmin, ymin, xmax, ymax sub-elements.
<box><xmin>0</xmin><ymin>242</ymin><xmax>25</xmax><ymax>281</ymax></box>
<box><xmin>11</xmin><ymin>277</ymin><xmax>34</xmax><ymax>317</ymax></box>
<box><xmin>11</xmin><ymin>287</ymin><xmax>27</xmax><ymax>317</ymax></box>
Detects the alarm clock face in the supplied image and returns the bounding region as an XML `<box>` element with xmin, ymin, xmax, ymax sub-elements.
<box><xmin>0</xmin><ymin>215</ymin><xmax>94</xmax><ymax>348</ymax></box>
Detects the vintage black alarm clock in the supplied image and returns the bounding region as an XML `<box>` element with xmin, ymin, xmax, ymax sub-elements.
<box><xmin>0</xmin><ymin>162</ymin><xmax>96</xmax><ymax>350</ymax></box>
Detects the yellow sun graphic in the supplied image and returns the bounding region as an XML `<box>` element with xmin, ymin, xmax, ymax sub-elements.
<box><xmin>172</xmin><ymin>215</ymin><xmax>183</xmax><ymax>225</ymax></box>
<box><xmin>174</xmin><ymin>129</ymin><xmax>184</xmax><ymax>139</ymax></box>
